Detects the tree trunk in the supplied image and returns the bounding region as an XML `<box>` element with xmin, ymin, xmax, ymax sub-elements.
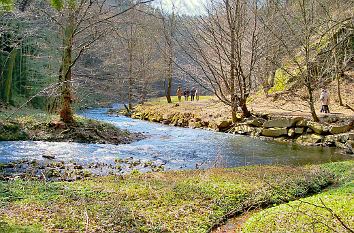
<box><xmin>231</xmin><ymin>106</ymin><xmax>238</xmax><ymax>123</ymax></box>
<box><xmin>308</xmin><ymin>87</ymin><xmax>319</xmax><ymax>122</ymax></box>
<box><xmin>165</xmin><ymin>80</ymin><xmax>172</xmax><ymax>103</ymax></box>
<box><xmin>337</xmin><ymin>72</ymin><xmax>343</xmax><ymax>106</ymax></box>
<box><xmin>333</xmin><ymin>48</ymin><xmax>343</xmax><ymax>106</ymax></box>
<box><xmin>164</xmin><ymin>11</ymin><xmax>175</xmax><ymax>104</ymax></box>
<box><xmin>239</xmin><ymin>98</ymin><xmax>251</xmax><ymax>118</ymax></box>
<box><xmin>128</xmin><ymin>24</ymin><xmax>135</xmax><ymax>111</ymax></box>
<box><xmin>3</xmin><ymin>49</ymin><xmax>17</xmax><ymax>104</ymax></box>
<box><xmin>59</xmin><ymin>14</ymin><xmax>75</xmax><ymax>124</ymax></box>
<box><xmin>128</xmin><ymin>38</ymin><xmax>133</xmax><ymax>110</ymax></box>
<box><xmin>165</xmin><ymin>54</ymin><xmax>173</xmax><ymax>103</ymax></box>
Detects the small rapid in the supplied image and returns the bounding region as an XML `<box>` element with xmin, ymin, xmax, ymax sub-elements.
<box><xmin>0</xmin><ymin>106</ymin><xmax>350</xmax><ymax>172</ymax></box>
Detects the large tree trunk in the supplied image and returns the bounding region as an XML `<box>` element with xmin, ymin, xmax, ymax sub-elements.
<box><xmin>165</xmin><ymin>80</ymin><xmax>172</xmax><ymax>103</ymax></box>
<box><xmin>239</xmin><ymin>98</ymin><xmax>251</xmax><ymax>118</ymax></box>
<box><xmin>163</xmin><ymin>11</ymin><xmax>175</xmax><ymax>104</ymax></box>
<box><xmin>59</xmin><ymin>14</ymin><xmax>75</xmax><ymax>124</ymax></box>
<box><xmin>308</xmin><ymin>86</ymin><xmax>319</xmax><ymax>122</ymax></box>
<box><xmin>231</xmin><ymin>106</ymin><xmax>238</xmax><ymax>123</ymax></box>
<box><xmin>231</xmin><ymin>94</ymin><xmax>238</xmax><ymax>123</ymax></box>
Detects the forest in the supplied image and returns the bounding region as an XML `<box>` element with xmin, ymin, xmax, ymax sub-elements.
<box><xmin>0</xmin><ymin>0</ymin><xmax>353</xmax><ymax>232</ymax></box>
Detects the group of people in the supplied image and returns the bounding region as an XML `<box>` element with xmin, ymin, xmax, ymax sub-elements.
<box><xmin>177</xmin><ymin>86</ymin><xmax>331</xmax><ymax>113</ymax></box>
<box><xmin>176</xmin><ymin>86</ymin><xmax>199</xmax><ymax>102</ymax></box>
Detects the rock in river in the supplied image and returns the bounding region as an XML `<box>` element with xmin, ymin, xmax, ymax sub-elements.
<box><xmin>261</xmin><ymin>128</ymin><xmax>288</xmax><ymax>137</ymax></box>
<box><xmin>263</xmin><ymin>117</ymin><xmax>303</xmax><ymax>128</ymax></box>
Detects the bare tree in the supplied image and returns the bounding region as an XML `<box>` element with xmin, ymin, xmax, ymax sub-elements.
<box><xmin>160</xmin><ymin>5</ymin><xmax>177</xmax><ymax>104</ymax></box>
<box><xmin>330</xmin><ymin>19</ymin><xmax>353</xmax><ymax>106</ymax></box>
<box><xmin>43</xmin><ymin>0</ymin><xmax>153</xmax><ymax>123</ymax></box>
<box><xmin>97</xmin><ymin>5</ymin><xmax>164</xmax><ymax>109</ymax></box>
<box><xmin>179</xmin><ymin>0</ymin><xmax>262</xmax><ymax>121</ymax></box>
<box><xmin>261</xmin><ymin>0</ymin><xmax>353</xmax><ymax>122</ymax></box>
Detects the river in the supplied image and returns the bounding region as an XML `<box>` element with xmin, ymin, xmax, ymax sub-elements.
<box><xmin>0</xmin><ymin>106</ymin><xmax>350</xmax><ymax>174</ymax></box>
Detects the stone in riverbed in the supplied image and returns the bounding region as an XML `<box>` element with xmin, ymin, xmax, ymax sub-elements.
<box><xmin>245</xmin><ymin>118</ymin><xmax>264</xmax><ymax>127</ymax></box>
<box><xmin>294</xmin><ymin>127</ymin><xmax>304</xmax><ymax>134</ymax></box>
<box><xmin>296</xmin><ymin>134</ymin><xmax>323</xmax><ymax>145</ymax></box>
<box><xmin>324</xmin><ymin>135</ymin><xmax>336</xmax><ymax>146</ymax></box>
<box><xmin>216</xmin><ymin>120</ymin><xmax>233</xmax><ymax>131</ymax></box>
<box><xmin>335</xmin><ymin>141</ymin><xmax>353</xmax><ymax>154</ymax></box>
<box><xmin>306</xmin><ymin>121</ymin><xmax>329</xmax><ymax>135</ymax></box>
<box><xmin>43</xmin><ymin>155</ymin><xmax>55</xmax><ymax>160</ymax></box>
<box><xmin>347</xmin><ymin>140</ymin><xmax>354</xmax><ymax>148</ymax></box>
<box><xmin>261</xmin><ymin>127</ymin><xmax>288</xmax><ymax>137</ymax></box>
<box><xmin>329</xmin><ymin>124</ymin><xmax>352</xmax><ymax>134</ymax></box>
<box><xmin>251</xmin><ymin>128</ymin><xmax>262</xmax><ymax>137</ymax></box>
<box><xmin>296</xmin><ymin>119</ymin><xmax>308</xmax><ymax>127</ymax></box>
<box><xmin>188</xmin><ymin>121</ymin><xmax>202</xmax><ymax>129</ymax></box>
<box><xmin>288</xmin><ymin>128</ymin><xmax>295</xmax><ymax>137</ymax></box>
<box><xmin>45</xmin><ymin>168</ymin><xmax>61</xmax><ymax>178</ymax></box>
<box><xmin>337</xmin><ymin>133</ymin><xmax>349</xmax><ymax>143</ymax></box>
<box><xmin>263</xmin><ymin>117</ymin><xmax>303</xmax><ymax>128</ymax></box>
<box><xmin>161</xmin><ymin>120</ymin><xmax>170</xmax><ymax>125</ymax></box>
<box><xmin>233</xmin><ymin>125</ymin><xmax>256</xmax><ymax>135</ymax></box>
<box><xmin>349</xmin><ymin>133</ymin><xmax>354</xmax><ymax>140</ymax></box>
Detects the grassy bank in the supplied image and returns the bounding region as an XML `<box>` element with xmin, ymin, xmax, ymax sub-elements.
<box><xmin>0</xmin><ymin>107</ymin><xmax>140</xmax><ymax>144</ymax></box>
<box><xmin>0</xmin><ymin>161</ymin><xmax>352</xmax><ymax>232</ymax></box>
<box><xmin>242</xmin><ymin>183</ymin><xmax>353</xmax><ymax>232</ymax></box>
<box><xmin>242</xmin><ymin>162</ymin><xmax>354</xmax><ymax>232</ymax></box>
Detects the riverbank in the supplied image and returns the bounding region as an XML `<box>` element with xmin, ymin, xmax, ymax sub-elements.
<box><xmin>0</xmin><ymin>106</ymin><xmax>142</xmax><ymax>145</ymax></box>
<box><xmin>0</xmin><ymin>160</ymin><xmax>352</xmax><ymax>232</ymax></box>
<box><xmin>120</xmin><ymin>97</ymin><xmax>354</xmax><ymax>153</ymax></box>
<box><xmin>215</xmin><ymin>161</ymin><xmax>354</xmax><ymax>232</ymax></box>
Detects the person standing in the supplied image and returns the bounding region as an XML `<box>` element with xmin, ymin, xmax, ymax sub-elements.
<box><xmin>177</xmin><ymin>86</ymin><xmax>183</xmax><ymax>102</ymax></box>
<box><xmin>320</xmin><ymin>89</ymin><xmax>330</xmax><ymax>113</ymax></box>
<box><xmin>195</xmin><ymin>89</ymin><xmax>199</xmax><ymax>101</ymax></box>
<box><xmin>185</xmin><ymin>88</ymin><xmax>190</xmax><ymax>101</ymax></box>
<box><xmin>190</xmin><ymin>88</ymin><xmax>196</xmax><ymax>101</ymax></box>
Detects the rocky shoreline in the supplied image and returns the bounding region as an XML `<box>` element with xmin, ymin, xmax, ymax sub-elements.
<box><xmin>0</xmin><ymin>156</ymin><xmax>165</xmax><ymax>182</ymax></box>
<box><xmin>114</xmin><ymin>104</ymin><xmax>354</xmax><ymax>154</ymax></box>
<box><xmin>0</xmin><ymin>117</ymin><xmax>144</xmax><ymax>145</ymax></box>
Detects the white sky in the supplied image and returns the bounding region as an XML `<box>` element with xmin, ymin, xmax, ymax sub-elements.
<box><xmin>154</xmin><ymin>0</ymin><xmax>207</xmax><ymax>15</ymax></box>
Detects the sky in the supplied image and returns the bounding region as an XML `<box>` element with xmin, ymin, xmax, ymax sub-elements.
<box><xmin>154</xmin><ymin>0</ymin><xmax>207</xmax><ymax>15</ymax></box>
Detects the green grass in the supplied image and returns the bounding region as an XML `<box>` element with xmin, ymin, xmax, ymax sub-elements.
<box><xmin>268</xmin><ymin>69</ymin><xmax>290</xmax><ymax>94</ymax></box>
<box><xmin>0</xmin><ymin>107</ymin><xmax>132</xmax><ymax>143</ymax></box>
<box><xmin>242</xmin><ymin>160</ymin><xmax>354</xmax><ymax>232</ymax></box>
<box><xmin>0</xmin><ymin>107</ymin><xmax>55</xmax><ymax>122</ymax></box>
<box><xmin>0</xmin><ymin>221</ymin><xmax>44</xmax><ymax>233</ymax></box>
<box><xmin>0</xmin><ymin>161</ymin><xmax>352</xmax><ymax>232</ymax></box>
<box><xmin>242</xmin><ymin>182</ymin><xmax>353</xmax><ymax>233</ymax></box>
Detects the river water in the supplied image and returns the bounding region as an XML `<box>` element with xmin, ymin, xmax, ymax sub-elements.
<box><xmin>0</xmin><ymin>106</ymin><xmax>350</xmax><ymax>172</ymax></box>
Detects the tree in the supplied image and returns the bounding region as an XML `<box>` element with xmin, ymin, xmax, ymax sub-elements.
<box><xmin>45</xmin><ymin>0</ymin><xmax>153</xmax><ymax>123</ymax></box>
<box><xmin>330</xmin><ymin>19</ymin><xmax>353</xmax><ymax>106</ymax></box>
<box><xmin>0</xmin><ymin>4</ymin><xmax>57</xmax><ymax>107</ymax></box>
<box><xmin>160</xmin><ymin>5</ymin><xmax>177</xmax><ymax>104</ymax></box>
<box><xmin>261</xmin><ymin>0</ymin><xmax>352</xmax><ymax>122</ymax></box>
<box><xmin>99</xmin><ymin>5</ymin><xmax>165</xmax><ymax>109</ymax></box>
<box><xmin>179</xmin><ymin>0</ymin><xmax>261</xmax><ymax>121</ymax></box>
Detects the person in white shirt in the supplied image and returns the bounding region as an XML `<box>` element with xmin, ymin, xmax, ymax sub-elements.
<box><xmin>320</xmin><ymin>89</ymin><xmax>330</xmax><ymax>113</ymax></box>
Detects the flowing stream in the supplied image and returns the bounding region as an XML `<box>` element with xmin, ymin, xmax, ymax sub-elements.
<box><xmin>0</xmin><ymin>105</ymin><xmax>350</xmax><ymax>173</ymax></box>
